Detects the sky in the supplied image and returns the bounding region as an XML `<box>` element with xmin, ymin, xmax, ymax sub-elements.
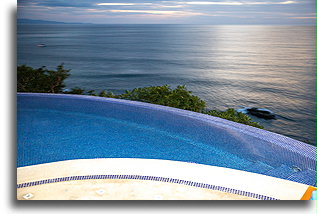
<box><xmin>17</xmin><ymin>0</ymin><xmax>316</xmax><ymax>24</ymax></box>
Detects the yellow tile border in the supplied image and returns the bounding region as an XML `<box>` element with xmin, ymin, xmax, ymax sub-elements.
<box><xmin>300</xmin><ymin>186</ymin><xmax>316</xmax><ymax>200</ymax></box>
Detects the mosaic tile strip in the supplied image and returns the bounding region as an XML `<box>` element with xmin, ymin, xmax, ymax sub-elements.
<box><xmin>17</xmin><ymin>174</ymin><xmax>278</xmax><ymax>200</ymax></box>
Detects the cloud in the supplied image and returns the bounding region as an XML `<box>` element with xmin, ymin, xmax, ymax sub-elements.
<box><xmin>184</xmin><ymin>1</ymin><xmax>243</xmax><ymax>5</ymax></box>
<box><xmin>96</xmin><ymin>3</ymin><xmax>153</xmax><ymax>6</ymax></box>
<box><xmin>95</xmin><ymin>2</ymin><xmax>187</xmax><ymax>9</ymax></box>
<box><xmin>17</xmin><ymin>0</ymin><xmax>315</xmax><ymax>24</ymax></box>
<box><xmin>279</xmin><ymin>1</ymin><xmax>297</xmax><ymax>4</ymax></box>
<box><xmin>91</xmin><ymin>9</ymin><xmax>205</xmax><ymax>16</ymax></box>
<box><xmin>108</xmin><ymin>9</ymin><xmax>180</xmax><ymax>14</ymax></box>
<box><xmin>156</xmin><ymin>5</ymin><xmax>186</xmax><ymax>8</ymax></box>
<box><xmin>289</xmin><ymin>16</ymin><xmax>315</xmax><ymax>19</ymax></box>
<box><xmin>183</xmin><ymin>1</ymin><xmax>298</xmax><ymax>6</ymax></box>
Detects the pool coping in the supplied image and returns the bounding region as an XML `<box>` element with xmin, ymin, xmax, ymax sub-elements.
<box><xmin>17</xmin><ymin>158</ymin><xmax>314</xmax><ymax>200</ymax></box>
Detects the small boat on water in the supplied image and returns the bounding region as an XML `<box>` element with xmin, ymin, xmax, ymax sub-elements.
<box><xmin>37</xmin><ymin>44</ymin><xmax>46</xmax><ymax>47</ymax></box>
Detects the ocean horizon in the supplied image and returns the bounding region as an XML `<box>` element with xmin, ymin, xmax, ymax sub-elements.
<box><xmin>17</xmin><ymin>24</ymin><xmax>316</xmax><ymax>145</ymax></box>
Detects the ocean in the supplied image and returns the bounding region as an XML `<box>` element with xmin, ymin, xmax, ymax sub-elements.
<box><xmin>17</xmin><ymin>24</ymin><xmax>316</xmax><ymax>145</ymax></box>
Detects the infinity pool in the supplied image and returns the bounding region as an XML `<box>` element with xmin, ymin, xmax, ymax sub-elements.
<box><xmin>17</xmin><ymin>93</ymin><xmax>316</xmax><ymax>186</ymax></box>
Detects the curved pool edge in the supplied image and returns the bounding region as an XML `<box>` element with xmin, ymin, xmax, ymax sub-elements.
<box><xmin>17</xmin><ymin>158</ymin><xmax>315</xmax><ymax>200</ymax></box>
<box><xmin>17</xmin><ymin>92</ymin><xmax>316</xmax><ymax>158</ymax></box>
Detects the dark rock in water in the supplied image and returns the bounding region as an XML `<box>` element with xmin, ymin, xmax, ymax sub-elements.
<box><xmin>247</xmin><ymin>107</ymin><xmax>276</xmax><ymax>119</ymax></box>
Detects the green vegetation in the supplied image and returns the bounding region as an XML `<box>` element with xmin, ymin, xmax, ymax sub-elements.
<box><xmin>119</xmin><ymin>85</ymin><xmax>206</xmax><ymax>112</ymax></box>
<box><xmin>17</xmin><ymin>64</ymin><xmax>263</xmax><ymax>129</ymax></box>
<box><xmin>17</xmin><ymin>64</ymin><xmax>70</xmax><ymax>93</ymax></box>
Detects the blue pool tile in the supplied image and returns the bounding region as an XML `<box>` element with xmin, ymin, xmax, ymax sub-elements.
<box><xmin>242</xmin><ymin>161</ymin><xmax>275</xmax><ymax>174</ymax></box>
<box><xmin>265</xmin><ymin>164</ymin><xmax>296</xmax><ymax>179</ymax></box>
<box><xmin>287</xmin><ymin>169</ymin><xmax>316</xmax><ymax>186</ymax></box>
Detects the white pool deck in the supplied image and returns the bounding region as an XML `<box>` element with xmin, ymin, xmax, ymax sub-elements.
<box><xmin>17</xmin><ymin>158</ymin><xmax>315</xmax><ymax>200</ymax></box>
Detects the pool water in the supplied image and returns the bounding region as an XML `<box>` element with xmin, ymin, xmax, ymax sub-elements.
<box><xmin>17</xmin><ymin>93</ymin><xmax>316</xmax><ymax>186</ymax></box>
